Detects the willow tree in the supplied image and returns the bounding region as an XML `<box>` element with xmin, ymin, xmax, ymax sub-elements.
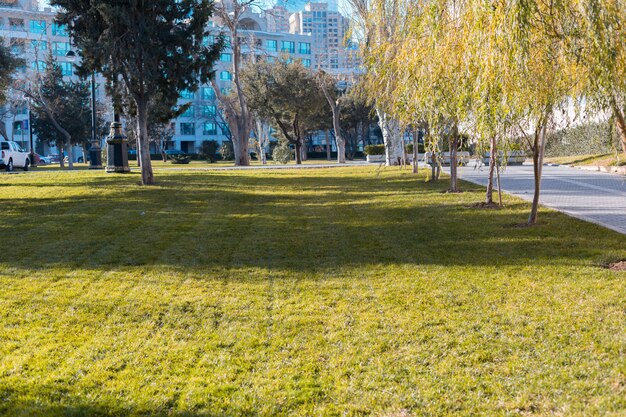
<box><xmin>572</xmin><ymin>0</ymin><xmax>626</xmax><ymax>157</ymax></box>
<box><xmin>370</xmin><ymin>0</ymin><xmax>473</xmax><ymax>191</ymax></box>
<box><xmin>346</xmin><ymin>0</ymin><xmax>407</xmax><ymax>166</ymax></box>
<box><xmin>52</xmin><ymin>0</ymin><xmax>222</xmax><ymax>185</ymax></box>
<box><xmin>508</xmin><ymin>0</ymin><xmax>580</xmax><ymax>225</ymax></box>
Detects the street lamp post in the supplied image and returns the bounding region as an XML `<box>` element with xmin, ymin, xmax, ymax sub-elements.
<box><xmin>66</xmin><ymin>49</ymin><xmax>102</xmax><ymax>169</ymax></box>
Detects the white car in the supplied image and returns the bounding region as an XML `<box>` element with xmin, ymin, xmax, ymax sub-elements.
<box><xmin>0</xmin><ymin>141</ymin><xmax>31</xmax><ymax>171</ymax></box>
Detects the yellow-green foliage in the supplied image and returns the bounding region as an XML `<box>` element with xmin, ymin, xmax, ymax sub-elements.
<box><xmin>0</xmin><ymin>167</ymin><xmax>625</xmax><ymax>416</ymax></box>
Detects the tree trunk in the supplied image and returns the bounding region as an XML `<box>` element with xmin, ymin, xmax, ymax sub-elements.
<box><xmin>333</xmin><ymin>109</ymin><xmax>345</xmax><ymax>164</ymax></box>
<box><xmin>325</xmin><ymin>130</ymin><xmax>331</xmax><ymax>160</ymax></box>
<box><xmin>65</xmin><ymin>136</ymin><xmax>73</xmax><ymax>170</ymax></box>
<box><xmin>528</xmin><ymin>113</ymin><xmax>550</xmax><ymax>225</ymax></box>
<box><xmin>430</xmin><ymin>152</ymin><xmax>437</xmax><ymax>181</ymax></box>
<box><xmin>486</xmin><ymin>135</ymin><xmax>497</xmax><ymax>205</ymax></box>
<box><xmin>412</xmin><ymin>128</ymin><xmax>419</xmax><ymax>174</ymax></box>
<box><xmin>232</xmin><ymin>134</ymin><xmax>250</xmax><ymax>166</ymax></box>
<box><xmin>294</xmin><ymin>140</ymin><xmax>302</xmax><ymax>165</ymax></box>
<box><xmin>376</xmin><ymin>108</ymin><xmax>403</xmax><ymax>166</ymax></box>
<box><xmin>449</xmin><ymin>127</ymin><xmax>459</xmax><ymax>192</ymax></box>
<box><xmin>612</xmin><ymin>106</ymin><xmax>626</xmax><ymax>156</ymax></box>
<box><xmin>136</xmin><ymin>99</ymin><xmax>155</xmax><ymax>185</ymax></box>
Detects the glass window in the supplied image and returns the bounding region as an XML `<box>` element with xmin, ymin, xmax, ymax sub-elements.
<box><xmin>201</xmin><ymin>86</ymin><xmax>215</xmax><ymax>100</ymax></box>
<box><xmin>31</xmin><ymin>61</ymin><xmax>47</xmax><ymax>72</ymax></box>
<box><xmin>298</xmin><ymin>42</ymin><xmax>311</xmax><ymax>54</ymax></box>
<box><xmin>280</xmin><ymin>41</ymin><xmax>295</xmax><ymax>53</ymax></box>
<box><xmin>31</xmin><ymin>40</ymin><xmax>47</xmax><ymax>51</ymax></box>
<box><xmin>53</xmin><ymin>41</ymin><xmax>70</xmax><ymax>56</ymax></box>
<box><xmin>52</xmin><ymin>23</ymin><xmax>67</xmax><ymax>36</ymax></box>
<box><xmin>220</xmin><ymin>53</ymin><xmax>231</xmax><ymax>62</ymax></box>
<box><xmin>203</xmin><ymin>122</ymin><xmax>217</xmax><ymax>135</ymax></box>
<box><xmin>302</xmin><ymin>59</ymin><xmax>311</xmax><ymax>68</ymax></box>
<box><xmin>30</xmin><ymin>20</ymin><xmax>46</xmax><ymax>34</ymax></box>
<box><xmin>266</xmin><ymin>39</ymin><xmax>277</xmax><ymax>52</ymax></box>
<box><xmin>203</xmin><ymin>35</ymin><xmax>215</xmax><ymax>46</ymax></box>
<box><xmin>60</xmin><ymin>62</ymin><xmax>73</xmax><ymax>76</ymax></box>
<box><xmin>180</xmin><ymin>90</ymin><xmax>195</xmax><ymax>100</ymax></box>
<box><xmin>180</xmin><ymin>122</ymin><xmax>195</xmax><ymax>136</ymax></box>
<box><xmin>219</xmin><ymin>71</ymin><xmax>231</xmax><ymax>81</ymax></box>
<box><xmin>181</xmin><ymin>105</ymin><xmax>195</xmax><ymax>118</ymax></box>
<box><xmin>202</xmin><ymin>105</ymin><xmax>216</xmax><ymax>117</ymax></box>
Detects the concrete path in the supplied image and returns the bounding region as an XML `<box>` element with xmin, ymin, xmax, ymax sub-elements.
<box><xmin>455</xmin><ymin>163</ymin><xmax>626</xmax><ymax>235</ymax></box>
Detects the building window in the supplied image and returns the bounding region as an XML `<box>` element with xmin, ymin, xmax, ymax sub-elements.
<box><xmin>220</xmin><ymin>87</ymin><xmax>231</xmax><ymax>95</ymax></box>
<box><xmin>9</xmin><ymin>19</ymin><xmax>25</xmax><ymax>32</ymax></box>
<box><xmin>30</xmin><ymin>20</ymin><xmax>46</xmax><ymax>34</ymax></box>
<box><xmin>219</xmin><ymin>71</ymin><xmax>231</xmax><ymax>81</ymax></box>
<box><xmin>53</xmin><ymin>42</ymin><xmax>70</xmax><ymax>56</ymax></box>
<box><xmin>298</xmin><ymin>42</ymin><xmax>311</xmax><ymax>54</ymax></box>
<box><xmin>201</xmin><ymin>86</ymin><xmax>215</xmax><ymax>100</ymax></box>
<box><xmin>266</xmin><ymin>39</ymin><xmax>277</xmax><ymax>52</ymax></box>
<box><xmin>220</xmin><ymin>53</ymin><xmax>232</xmax><ymax>62</ymax></box>
<box><xmin>52</xmin><ymin>23</ymin><xmax>68</xmax><ymax>36</ymax></box>
<box><xmin>203</xmin><ymin>35</ymin><xmax>215</xmax><ymax>46</ymax></box>
<box><xmin>31</xmin><ymin>40</ymin><xmax>48</xmax><ymax>52</ymax></box>
<box><xmin>202</xmin><ymin>105</ymin><xmax>216</xmax><ymax>117</ymax></box>
<box><xmin>180</xmin><ymin>122</ymin><xmax>195</xmax><ymax>136</ymax></box>
<box><xmin>180</xmin><ymin>90</ymin><xmax>195</xmax><ymax>100</ymax></box>
<box><xmin>203</xmin><ymin>122</ymin><xmax>217</xmax><ymax>135</ymax></box>
<box><xmin>302</xmin><ymin>59</ymin><xmax>311</xmax><ymax>68</ymax></box>
<box><xmin>181</xmin><ymin>105</ymin><xmax>195</xmax><ymax>118</ymax></box>
<box><xmin>60</xmin><ymin>62</ymin><xmax>73</xmax><ymax>76</ymax></box>
<box><xmin>31</xmin><ymin>61</ymin><xmax>47</xmax><ymax>72</ymax></box>
<box><xmin>281</xmin><ymin>41</ymin><xmax>295</xmax><ymax>53</ymax></box>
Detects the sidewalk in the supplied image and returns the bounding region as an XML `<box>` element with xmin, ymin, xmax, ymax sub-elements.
<box><xmin>456</xmin><ymin>163</ymin><xmax>626</xmax><ymax>235</ymax></box>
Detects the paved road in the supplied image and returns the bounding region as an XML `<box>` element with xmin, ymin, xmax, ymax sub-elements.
<box><xmin>455</xmin><ymin>163</ymin><xmax>626</xmax><ymax>235</ymax></box>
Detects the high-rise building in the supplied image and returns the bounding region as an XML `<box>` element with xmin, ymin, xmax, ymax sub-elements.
<box><xmin>289</xmin><ymin>2</ymin><xmax>360</xmax><ymax>76</ymax></box>
<box><xmin>273</xmin><ymin>0</ymin><xmax>338</xmax><ymax>13</ymax></box>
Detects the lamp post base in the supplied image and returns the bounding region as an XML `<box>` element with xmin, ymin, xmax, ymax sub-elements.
<box><xmin>89</xmin><ymin>147</ymin><xmax>102</xmax><ymax>170</ymax></box>
<box><xmin>105</xmin><ymin>122</ymin><xmax>130</xmax><ymax>173</ymax></box>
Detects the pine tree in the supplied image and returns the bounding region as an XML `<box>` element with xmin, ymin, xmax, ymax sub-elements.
<box><xmin>51</xmin><ymin>0</ymin><xmax>222</xmax><ymax>184</ymax></box>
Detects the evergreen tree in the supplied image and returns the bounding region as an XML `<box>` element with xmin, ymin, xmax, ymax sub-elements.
<box><xmin>51</xmin><ymin>0</ymin><xmax>222</xmax><ymax>185</ymax></box>
<box><xmin>30</xmin><ymin>53</ymin><xmax>91</xmax><ymax>169</ymax></box>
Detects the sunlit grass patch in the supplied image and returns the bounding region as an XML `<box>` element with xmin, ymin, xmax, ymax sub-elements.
<box><xmin>0</xmin><ymin>166</ymin><xmax>625</xmax><ymax>416</ymax></box>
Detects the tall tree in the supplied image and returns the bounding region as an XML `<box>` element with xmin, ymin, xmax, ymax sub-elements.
<box><xmin>0</xmin><ymin>37</ymin><xmax>24</xmax><ymax>140</ymax></box>
<box><xmin>27</xmin><ymin>53</ymin><xmax>91</xmax><ymax>169</ymax></box>
<box><xmin>346</xmin><ymin>0</ymin><xmax>408</xmax><ymax>166</ymax></box>
<box><xmin>241</xmin><ymin>58</ymin><xmax>327</xmax><ymax>164</ymax></box>
<box><xmin>52</xmin><ymin>0</ymin><xmax>222</xmax><ymax>185</ymax></box>
<box><xmin>211</xmin><ymin>0</ymin><xmax>262</xmax><ymax>166</ymax></box>
<box><xmin>317</xmin><ymin>71</ymin><xmax>346</xmax><ymax>163</ymax></box>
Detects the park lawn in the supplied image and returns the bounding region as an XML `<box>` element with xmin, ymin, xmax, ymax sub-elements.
<box><xmin>0</xmin><ymin>166</ymin><xmax>625</xmax><ymax>416</ymax></box>
<box><xmin>544</xmin><ymin>153</ymin><xmax>624</xmax><ymax>167</ymax></box>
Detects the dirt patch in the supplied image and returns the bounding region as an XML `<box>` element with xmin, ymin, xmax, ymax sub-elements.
<box><xmin>607</xmin><ymin>261</ymin><xmax>626</xmax><ymax>271</ymax></box>
<box><xmin>469</xmin><ymin>202</ymin><xmax>501</xmax><ymax>209</ymax></box>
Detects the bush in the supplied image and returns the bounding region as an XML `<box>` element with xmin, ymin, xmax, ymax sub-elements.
<box><xmin>169</xmin><ymin>154</ymin><xmax>191</xmax><ymax>164</ymax></box>
<box><xmin>272</xmin><ymin>143</ymin><xmax>292</xmax><ymax>164</ymax></box>
<box><xmin>200</xmin><ymin>140</ymin><xmax>219</xmax><ymax>163</ymax></box>
<box><xmin>219</xmin><ymin>141</ymin><xmax>234</xmax><ymax>161</ymax></box>
<box><xmin>545</xmin><ymin>121</ymin><xmax>614</xmax><ymax>157</ymax></box>
<box><xmin>364</xmin><ymin>144</ymin><xmax>385</xmax><ymax>156</ymax></box>
<box><xmin>406</xmin><ymin>143</ymin><xmax>425</xmax><ymax>154</ymax></box>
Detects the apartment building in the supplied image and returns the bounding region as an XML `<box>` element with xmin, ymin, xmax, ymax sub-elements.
<box><xmin>289</xmin><ymin>2</ymin><xmax>360</xmax><ymax>75</ymax></box>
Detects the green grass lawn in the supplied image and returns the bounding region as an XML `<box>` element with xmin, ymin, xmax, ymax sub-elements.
<box><xmin>545</xmin><ymin>153</ymin><xmax>624</xmax><ymax>167</ymax></box>
<box><xmin>0</xmin><ymin>166</ymin><xmax>625</xmax><ymax>416</ymax></box>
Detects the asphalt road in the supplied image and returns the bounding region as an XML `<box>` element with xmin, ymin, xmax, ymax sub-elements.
<box><xmin>455</xmin><ymin>163</ymin><xmax>626</xmax><ymax>235</ymax></box>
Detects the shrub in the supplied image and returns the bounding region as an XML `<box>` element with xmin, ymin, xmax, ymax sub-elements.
<box><xmin>545</xmin><ymin>121</ymin><xmax>614</xmax><ymax>157</ymax></box>
<box><xmin>406</xmin><ymin>143</ymin><xmax>425</xmax><ymax>154</ymax></box>
<box><xmin>364</xmin><ymin>144</ymin><xmax>385</xmax><ymax>156</ymax></box>
<box><xmin>219</xmin><ymin>141</ymin><xmax>234</xmax><ymax>161</ymax></box>
<box><xmin>169</xmin><ymin>154</ymin><xmax>192</xmax><ymax>164</ymax></box>
<box><xmin>272</xmin><ymin>142</ymin><xmax>292</xmax><ymax>164</ymax></box>
<box><xmin>200</xmin><ymin>140</ymin><xmax>219</xmax><ymax>163</ymax></box>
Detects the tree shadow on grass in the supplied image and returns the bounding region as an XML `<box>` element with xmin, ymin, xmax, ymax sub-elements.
<box><xmin>0</xmin><ymin>171</ymin><xmax>623</xmax><ymax>273</ymax></box>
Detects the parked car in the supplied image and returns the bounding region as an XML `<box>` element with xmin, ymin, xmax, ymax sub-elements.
<box><xmin>165</xmin><ymin>149</ymin><xmax>186</xmax><ymax>156</ymax></box>
<box><xmin>0</xmin><ymin>140</ymin><xmax>31</xmax><ymax>171</ymax></box>
<box><xmin>34</xmin><ymin>153</ymin><xmax>51</xmax><ymax>165</ymax></box>
<box><xmin>48</xmin><ymin>154</ymin><xmax>61</xmax><ymax>163</ymax></box>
